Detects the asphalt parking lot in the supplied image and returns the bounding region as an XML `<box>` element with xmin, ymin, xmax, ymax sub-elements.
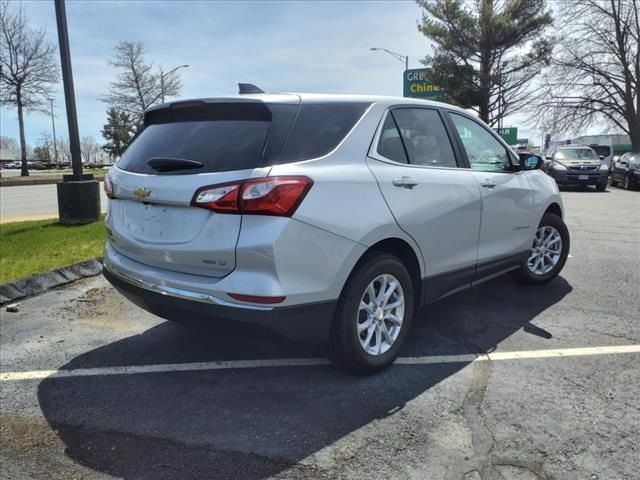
<box><xmin>1</xmin><ymin>186</ymin><xmax>639</xmax><ymax>480</ymax></box>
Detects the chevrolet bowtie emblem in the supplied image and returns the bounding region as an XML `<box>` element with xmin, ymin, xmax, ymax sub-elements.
<box><xmin>134</xmin><ymin>187</ymin><xmax>151</xmax><ymax>199</ymax></box>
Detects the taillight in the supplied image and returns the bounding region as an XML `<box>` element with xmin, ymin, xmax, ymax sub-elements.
<box><xmin>192</xmin><ymin>182</ymin><xmax>240</xmax><ymax>213</ymax></box>
<box><xmin>191</xmin><ymin>176</ymin><xmax>312</xmax><ymax>216</ymax></box>
<box><xmin>104</xmin><ymin>174</ymin><xmax>115</xmax><ymax>199</ymax></box>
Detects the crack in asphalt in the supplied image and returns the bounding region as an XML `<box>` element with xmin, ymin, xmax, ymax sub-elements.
<box><xmin>461</xmin><ymin>361</ymin><xmax>553</xmax><ymax>480</ymax></box>
<box><xmin>457</xmin><ymin>295</ymin><xmax>552</xmax><ymax>480</ymax></box>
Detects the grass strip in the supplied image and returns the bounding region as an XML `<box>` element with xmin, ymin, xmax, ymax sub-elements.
<box><xmin>0</xmin><ymin>216</ymin><xmax>105</xmax><ymax>284</ymax></box>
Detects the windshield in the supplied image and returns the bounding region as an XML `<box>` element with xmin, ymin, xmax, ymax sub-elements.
<box><xmin>555</xmin><ymin>148</ymin><xmax>599</xmax><ymax>161</ymax></box>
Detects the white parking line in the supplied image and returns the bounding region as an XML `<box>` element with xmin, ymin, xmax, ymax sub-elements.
<box><xmin>1</xmin><ymin>345</ymin><xmax>639</xmax><ymax>382</ymax></box>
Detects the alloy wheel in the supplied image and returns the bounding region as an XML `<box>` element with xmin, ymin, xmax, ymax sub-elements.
<box><xmin>357</xmin><ymin>274</ymin><xmax>405</xmax><ymax>356</ymax></box>
<box><xmin>527</xmin><ymin>226</ymin><xmax>563</xmax><ymax>275</ymax></box>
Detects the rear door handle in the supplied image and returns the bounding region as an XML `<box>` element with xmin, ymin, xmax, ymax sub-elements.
<box><xmin>480</xmin><ymin>179</ymin><xmax>497</xmax><ymax>189</ymax></box>
<box><xmin>393</xmin><ymin>176</ymin><xmax>418</xmax><ymax>189</ymax></box>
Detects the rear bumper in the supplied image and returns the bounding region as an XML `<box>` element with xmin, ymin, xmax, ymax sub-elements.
<box><xmin>103</xmin><ymin>265</ymin><xmax>336</xmax><ymax>344</ymax></box>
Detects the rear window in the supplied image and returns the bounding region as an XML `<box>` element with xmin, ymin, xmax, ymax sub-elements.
<box><xmin>117</xmin><ymin>103</ymin><xmax>296</xmax><ymax>174</ymax></box>
<box><xmin>117</xmin><ymin>101</ymin><xmax>370</xmax><ymax>174</ymax></box>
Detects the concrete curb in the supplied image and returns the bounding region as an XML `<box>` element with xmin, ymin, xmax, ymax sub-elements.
<box><xmin>0</xmin><ymin>258</ymin><xmax>103</xmax><ymax>305</ymax></box>
<box><xmin>0</xmin><ymin>176</ymin><xmax>105</xmax><ymax>187</ymax></box>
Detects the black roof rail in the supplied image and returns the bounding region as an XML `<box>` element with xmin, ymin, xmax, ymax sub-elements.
<box><xmin>238</xmin><ymin>83</ymin><xmax>265</xmax><ymax>94</ymax></box>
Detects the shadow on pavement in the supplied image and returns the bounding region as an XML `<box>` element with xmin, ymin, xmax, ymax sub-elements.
<box><xmin>38</xmin><ymin>275</ymin><xmax>572</xmax><ymax>479</ymax></box>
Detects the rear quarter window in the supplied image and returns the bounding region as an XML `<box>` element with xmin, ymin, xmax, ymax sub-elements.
<box><xmin>276</xmin><ymin>103</ymin><xmax>370</xmax><ymax>164</ymax></box>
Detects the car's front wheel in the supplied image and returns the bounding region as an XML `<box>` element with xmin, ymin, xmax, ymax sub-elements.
<box><xmin>511</xmin><ymin>213</ymin><xmax>570</xmax><ymax>285</ymax></box>
<box><xmin>329</xmin><ymin>253</ymin><xmax>414</xmax><ymax>374</ymax></box>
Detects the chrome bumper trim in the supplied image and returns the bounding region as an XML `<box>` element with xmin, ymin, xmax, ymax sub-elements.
<box><xmin>103</xmin><ymin>255</ymin><xmax>274</xmax><ymax>312</ymax></box>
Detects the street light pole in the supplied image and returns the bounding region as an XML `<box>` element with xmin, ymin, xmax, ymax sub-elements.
<box><xmin>49</xmin><ymin>98</ymin><xmax>58</xmax><ymax>163</ymax></box>
<box><xmin>54</xmin><ymin>0</ymin><xmax>82</xmax><ymax>180</ymax></box>
<box><xmin>160</xmin><ymin>64</ymin><xmax>189</xmax><ymax>103</ymax></box>
<box><xmin>370</xmin><ymin>47</ymin><xmax>409</xmax><ymax>71</ymax></box>
<box><xmin>54</xmin><ymin>0</ymin><xmax>100</xmax><ymax>225</ymax></box>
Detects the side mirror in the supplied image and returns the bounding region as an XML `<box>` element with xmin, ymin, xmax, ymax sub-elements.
<box><xmin>599</xmin><ymin>155</ymin><xmax>605</xmax><ymax>160</ymax></box>
<box><xmin>519</xmin><ymin>153</ymin><xmax>544</xmax><ymax>170</ymax></box>
<box><xmin>620</xmin><ymin>161</ymin><xmax>629</xmax><ymax>167</ymax></box>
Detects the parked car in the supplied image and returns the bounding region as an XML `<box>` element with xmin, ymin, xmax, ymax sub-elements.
<box><xmin>610</xmin><ymin>152</ymin><xmax>640</xmax><ymax>190</ymax></box>
<box><xmin>102</xmin><ymin>92</ymin><xmax>570</xmax><ymax>373</ymax></box>
<box><xmin>588</xmin><ymin>144</ymin><xmax>613</xmax><ymax>170</ymax></box>
<box><xmin>545</xmin><ymin>145</ymin><xmax>609</xmax><ymax>191</ymax></box>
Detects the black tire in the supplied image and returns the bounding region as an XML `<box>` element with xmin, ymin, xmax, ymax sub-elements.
<box><xmin>511</xmin><ymin>212</ymin><xmax>570</xmax><ymax>285</ymax></box>
<box><xmin>610</xmin><ymin>176</ymin><xmax>618</xmax><ymax>187</ymax></box>
<box><xmin>624</xmin><ymin>175</ymin><xmax>631</xmax><ymax>190</ymax></box>
<box><xmin>595</xmin><ymin>181</ymin><xmax>607</xmax><ymax>192</ymax></box>
<box><xmin>328</xmin><ymin>253</ymin><xmax>414</xmax><ymax>374</ymax></box>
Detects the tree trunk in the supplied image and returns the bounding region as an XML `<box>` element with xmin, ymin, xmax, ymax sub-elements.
<box><xmin>16</xmin><ymin>90</ymin><xmax>29</xmax><ymax>177</ymax></box>
<box><xmin>478</xmin><ymin>0</ymin><xmax>494</xmax><ymax>124</ymax></box>
<box><xmin>629</xmin><ymin>120</ymin><xmax>640</xmax><ymax>152</ymax></box>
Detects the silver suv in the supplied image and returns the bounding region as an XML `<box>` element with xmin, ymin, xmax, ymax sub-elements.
<box><xmin>545</xmin><ymin>145</ymin><xmax>610</xmax><ymax>191</ymax></box>
<box><xmin>103</xmin><ymin>93</ymin><xmax>569</xmax><ymax>373</ymax></box>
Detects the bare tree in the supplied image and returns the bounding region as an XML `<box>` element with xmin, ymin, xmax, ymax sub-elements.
<box><xmin>103</xmin><ymin>41</ymin><xmax>182</xmax><ymax>126</ymax></box>
<box><xmin>0</xmin><ymin>135</ymin><xmax>18</xmax><ymax>151</ymax></box>
<box><xmin>80</xmin><ymin>135</ymin><xmax>100</xmax><ymax>164</ymax></box>
<box><xmin>534</xmin><ymin>0</ymin><xmax>639</xmax><ymax>150</ymax></box>
<box><xmin>56</xmin><ymin>138</ymin><xmax>71</xmax><ymax>163</ymax></box>
<box><xmin>37</xmin><ymin>130</ymin><xmax>54</xmax><ymax>160</ymax></box>
<box><xmin>0</xmin><ymin>1</ymin><xmax>59</xmax><ymax>176</ymax></box>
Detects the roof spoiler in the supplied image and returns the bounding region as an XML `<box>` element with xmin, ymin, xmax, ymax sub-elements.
<box><xmin>238</xmin><ymin>83</ymin><xmax>265</xmax><ymax>94</ymax></box>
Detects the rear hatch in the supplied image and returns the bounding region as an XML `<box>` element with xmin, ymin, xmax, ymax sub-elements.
<box><xmin>106</xmin><ymin>97</ymin><xmax>300</xmax><ymax>278</ymax></box>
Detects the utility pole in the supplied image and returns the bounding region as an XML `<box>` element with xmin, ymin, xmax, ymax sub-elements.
<box><xmin>160</xmin><ymin>67</ymin><xmax>164</xmax><ymax>103</ymax></box>
<box><xmin>49</xmin><ymin>98</ymin><xmax>59</xmax><ymax>163</ymax></box>
<box><xmin>54</xmin><ymin>0</ymin><xmax>100</xmax><ymax>224</ymax></box>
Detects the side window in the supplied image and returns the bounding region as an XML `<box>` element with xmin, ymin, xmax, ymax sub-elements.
<box><xmin>450</xmin><ymin>113</ymin><xmax>512</xmax><ymax>172</ymax></box>
<box><xmin>392</xmin><ymin>108</ymin><xmax>458</xmax><ymax>168</ymax></box>
<box><xmin>376</xmin><ymin>113</ymin><xmax>408</xmax><ymax>164</ymax></box>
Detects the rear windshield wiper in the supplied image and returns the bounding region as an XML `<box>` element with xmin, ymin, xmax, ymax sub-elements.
<box><xmin>147</xmin><ymin>157</ymin><xmax>204</xmax><ymax>172</ymax></box>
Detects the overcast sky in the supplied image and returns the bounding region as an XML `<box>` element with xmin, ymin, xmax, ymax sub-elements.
<box><xmin>1</xmin><ymin>0</ymin><xmax>545</xmax><ymax>147</ymax></box>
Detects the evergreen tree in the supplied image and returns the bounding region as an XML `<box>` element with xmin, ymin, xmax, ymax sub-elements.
<box><xmin>417</xmin><ymin>0</ymin><xmax>553</xmax><ymax>126</ymax></box>
<box><xmin>101</xmin><ymin>108</ymin><xmax>135</xmax><ymax>159</ymax></box>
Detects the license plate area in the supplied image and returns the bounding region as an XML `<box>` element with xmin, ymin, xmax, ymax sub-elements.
<box><xmin>578</xmin><ymin>174</ymin><xmax>589</xmax><ymax>180</ymax></box>
<box><xmin>117</xmin><ymin>201</ymin><xmax>205</xmax><ymax>243</ymax></box>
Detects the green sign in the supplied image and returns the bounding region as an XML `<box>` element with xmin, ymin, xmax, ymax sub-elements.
<box><xmin>403</xmin><ymin>68</ymin><xmax>445</xmax><ymax>101</ymax></box>
<box><xmin>494</xmin><ymin>127</ymin><xmax>518</xmax><ymax>145</ymax></box>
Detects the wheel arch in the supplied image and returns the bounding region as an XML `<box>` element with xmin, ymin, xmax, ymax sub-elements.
<box><xmin>544</xmin><ymin>202</ymin><xmax>563</xmax><ymax>219</ymax></box>
<box><xmin>343</xmin><ymin>237</ymin><xmax>423</xmax><ymax>310</ymax></box>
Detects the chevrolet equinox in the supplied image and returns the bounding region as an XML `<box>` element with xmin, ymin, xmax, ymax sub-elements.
<box><xmin>103</xmin><ymin>92</ymin><xmax>570</xmax><ymax>373</ymax></box>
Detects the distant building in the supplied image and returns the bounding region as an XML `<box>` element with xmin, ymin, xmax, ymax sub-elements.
<box><xmin>571</xmin><ymin>134</ymin><xmax>632</xmax><ymax>155</ymax></box>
